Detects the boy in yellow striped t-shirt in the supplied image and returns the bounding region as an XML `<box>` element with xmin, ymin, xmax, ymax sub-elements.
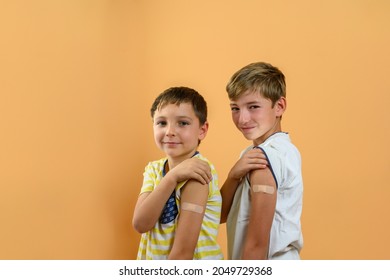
<box><xmin>132</xmin><ymin>87</ymin><xmax>223</xmax><ymax>259</ymax></box>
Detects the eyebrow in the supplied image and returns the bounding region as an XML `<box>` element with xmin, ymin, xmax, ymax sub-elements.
<box><xmin>154</xmin><ymin>115</ymin><xmax>193</xmax><ymax>120</ymax></box>
<box><xmin>230</xmin><ymin>101</ymin><xmax>261</xmax><ymax>106</ymax></box>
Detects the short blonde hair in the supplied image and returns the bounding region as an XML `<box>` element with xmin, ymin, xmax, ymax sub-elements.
<box><xmin>226</xmin><ymin>62</ymin><xmax>286</xmax><ymax>106</ymax></box>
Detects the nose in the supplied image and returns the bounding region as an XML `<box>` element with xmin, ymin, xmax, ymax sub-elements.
<box><xmin>238</xmin><ymin>109</ymin><xmax>250</xmax><ymax>124</ymax></box>
<box><xmin>165</xmin><ymin>124</ymin><xmax>176</xmax><ymax>136</ymax></box>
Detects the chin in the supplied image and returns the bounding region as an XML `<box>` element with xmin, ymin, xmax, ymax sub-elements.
<box><xmin>242</xmin><ymin>133</ymin><xmax>256</xmax><ymax>141</ymax></box>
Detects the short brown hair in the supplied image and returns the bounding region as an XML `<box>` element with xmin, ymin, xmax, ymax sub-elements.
<box><xmin>150</xmin><ymin>87</ymin><xmax>208</xmax><ymax>125</ymax></box>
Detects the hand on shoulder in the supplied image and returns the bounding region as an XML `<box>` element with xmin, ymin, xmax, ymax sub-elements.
<box><xmin>167</xmin><ymin>157</ymin><xmax>212</xmax><ymax>185</ymax></box>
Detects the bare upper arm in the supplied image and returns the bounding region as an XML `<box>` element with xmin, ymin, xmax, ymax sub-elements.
<box><xmin>242</xmin><ymin>166</ymin><xmax>277</xmax><ymax>259</ymax></box>
<box><xmin>168</xmin><ymin>180</ymin><xmax>209</xmax><ymax>259</ymax></box>
<box><xmin>177</xmin><ymin>179</ymin><xmax>208</xmax><ymax>235</ymax></box>
<box><xmin>249</xmin><ymin>166</ymin><xmax>277</xmax><ymax>226</ymax></box>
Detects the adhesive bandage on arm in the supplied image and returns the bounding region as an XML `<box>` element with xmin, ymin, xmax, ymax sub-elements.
<box><xmin>252</xmin><ymin>185</ymin><xmax>275</xmax><ymax>195</ymax></box>
<box><xmin>181</xmin><ymin>202</ymin><xmax>204</xmax><ymax>214</ymax></box>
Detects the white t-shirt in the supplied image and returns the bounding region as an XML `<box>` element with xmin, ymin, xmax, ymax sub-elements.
<box><xmin>227</xmin><ymin>132</ymin><xmax>303</xmax><ymax>259</ymax></box>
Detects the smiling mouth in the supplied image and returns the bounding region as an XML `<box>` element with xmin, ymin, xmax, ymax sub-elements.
<box><xmin>240</xmin><ymin>127</ymin><xmax>254</xmax><ymax>131</ymax></box>
<box><xmin>163</xmin><ymin>141</ymin><xmax>180</xmax><ymax>145</ymax></box>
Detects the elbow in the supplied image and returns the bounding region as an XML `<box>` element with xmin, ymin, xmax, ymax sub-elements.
<box><xmin>132</xmin><ymin>224</ymin><xmax>147</xmax><ymax>234</ymax></box>
<box><xmin>220</xmin><ymin>207</ymin><xmax>229</xmax><ymax>224</ymax></box>
<box><xmin>132</xmin><ymin>216</ymin><xmax>152</xmax><ymax>234</ymax></box>
<box><xmin>242</xmin><ymin>240</ymin><xmax>269</xmax><ymax>259</ymax></box>
<box><xmin>168</xmin><ymin>247</ymin><xmax>195</xmax><ymax>260</ymax></box>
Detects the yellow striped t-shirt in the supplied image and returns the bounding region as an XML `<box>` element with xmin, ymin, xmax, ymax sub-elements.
<box><xmin>136</xmin><ymin>153</ymin><xmax>223</xmax><ymax>260</ymax></box>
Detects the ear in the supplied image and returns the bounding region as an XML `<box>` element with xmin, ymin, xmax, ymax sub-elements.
<box><xmin>275</xmin><ymin>97</ymin><xmax>287</xmax><ymax>117</ymax></box>
<box><xmin>198</xmin><ymin>121</ymin><xmax>209</xmax><ymax>141</ymax></box>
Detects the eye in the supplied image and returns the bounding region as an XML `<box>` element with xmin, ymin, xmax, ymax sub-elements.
<box><xmin>178</xmin><ymin>121</ymin><xmax>190</xmax><ymax>126</ymax></box>
<box><xmin>230</xmin><ymin>107</ymin><xmax>239</xmax><ymax>112</ymax></box>
<box><xmin>249</xmin><ymin>105</ymin><xmax>260</xmax><ymax>110</ymax></box>
<box><xmin>155</xmin><ymin>120</ymin><xmax>167</xmax><ymax>126</ymax></box>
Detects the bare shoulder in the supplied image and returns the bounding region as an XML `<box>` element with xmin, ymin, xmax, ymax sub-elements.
<box><xmin>250</xmin><ymin>166</ymin><xmax>276</xmax><ymax>187</ymax></box>
<box><xmin>180</xmin><ymin>179</ymin><xmax>208</xmax><ymax>202</ymax></box>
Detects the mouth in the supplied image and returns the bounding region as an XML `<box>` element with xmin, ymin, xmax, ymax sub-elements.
<box><xmin>240</xmin><ymin>126</ymin><xmax>255</xmax><ymax>132</ymax></box>
<box><xmin>162</xmin><ymin>141</ymin><xmax>180</xmax><ymax>146</ymax></box>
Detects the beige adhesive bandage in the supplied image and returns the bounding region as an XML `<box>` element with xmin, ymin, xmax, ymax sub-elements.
<box><xmin>181</xmin><ymin>202</ymin><xmax>204</xmax><ymax>214</ymax></box>
<box><xmin>252</xmin><ymin>185</ymin><xmax>275</xmax><ymax>194</ymax></box>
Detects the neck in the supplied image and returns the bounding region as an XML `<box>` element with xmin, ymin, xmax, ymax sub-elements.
<box><xmin>166</xmin><ymin>150</ymin><xmax>198</xmax><ymax>170</ymax></box>
<box><xmin>254</xmin><ymin>119</ymin><xmax>282</xmax><ymax>146</ymax></box>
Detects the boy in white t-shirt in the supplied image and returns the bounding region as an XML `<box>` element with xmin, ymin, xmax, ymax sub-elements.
<box><xmin>220</xmin><ymin>62</ymin><xmax>303</xmax><ymax>259</ymax></box>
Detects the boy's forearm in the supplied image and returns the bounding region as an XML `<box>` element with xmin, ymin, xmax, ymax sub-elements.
<box><xmin>168</xmin><ymin>247</ymin><xmax>194</xmax><ymax>260</ymax></box>
<box><xmin>145</xmin><ymin>178</ymin><xmax>176</xmax><ymax>212</ymax></box>
<box><xmin>242</xmin><ymin>243</ymin><xmax>268</xmax><ymax>260</ymax></box>
<box><xmin>133</xmin><ymin>176</ymin><xmax>177</xmax><ymax>232</ymax></box>
<box><xmin>220</xmin><ymin>176</ymin><xmax>241</xmax><ymax>223</ymax></box>
<box><xmin>242</xmin><ymin>226</ymin><xmax>270</xmax><ymax>259</ymax></box>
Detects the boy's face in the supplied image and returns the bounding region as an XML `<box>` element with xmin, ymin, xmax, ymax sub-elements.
<box><xmin>153</xmin><ymin>103</ymin><xmax>208</xmax><ymax>161</ymax></box>
<box><xmin>229</xmin><ymin>91</ymin><xmax>285</xmax><ymax>145</ymax></box>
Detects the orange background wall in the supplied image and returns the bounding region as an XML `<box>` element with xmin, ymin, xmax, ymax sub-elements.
<box><xmin>1</xmin><ymin>0</ymin><xmax>389</xmax><ymax>260</ymax></box>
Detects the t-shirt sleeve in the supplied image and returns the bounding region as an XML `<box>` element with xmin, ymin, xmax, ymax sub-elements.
<box><xmin>140</xmin><ymin>162</ymin><xmax>157</xmax><ymax>194</ymax></box>
<box><xmin>256</xmin><ymin>146</ymin><xmax>282</xmax><ymax>189</ymax></box>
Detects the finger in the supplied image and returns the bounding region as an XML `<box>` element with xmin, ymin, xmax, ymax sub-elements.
<box><xmin>194</xmin><ymin>173</ymin><xmax>208</xmax><ymax>185</ymax></box>
<box><xmin>198</xmin><ymin>162</ymin><xmax>212</xmax><ymax>181</ymax></box>
<box><xmin>256</xmin><ymin>159</ymin><xmax>269</xmax><ymax>165</ymax></box>
<box><xmin>245</xmin><ymin>159</ymin><xmax>266</xmax><ymax>166</ymax></box>
<box><xmin>193</xmin><ymin>160</ymin><xmax>210</xmax><ymax>171</ymax></box>
<box><xmin>249</xmin><ymin>149</ymin><xmax>267</xmax><ymax>157</ymax></box>
<box><xmin>198</xmin><ymin>169</ymin><xmax>212</xmax><ymax>185</ymax></box>
<box><xmin>206</xmin><ymin>171</ymin><xmax>212</xmax><ymax>183</ymax></box>
<box><xmin>251</xmin><ymin>153</ymin><xmax>267</xmax><ymax>160</ymax></box>
<box><xmin>255</xmin><ymin>163</ymin><xmax>268</xmax><ymax>169</ymax></box>
<box><xmin>245</xmin><ymin>154</ymin><xmax>265</xmax><ymax>161</ymax></box>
